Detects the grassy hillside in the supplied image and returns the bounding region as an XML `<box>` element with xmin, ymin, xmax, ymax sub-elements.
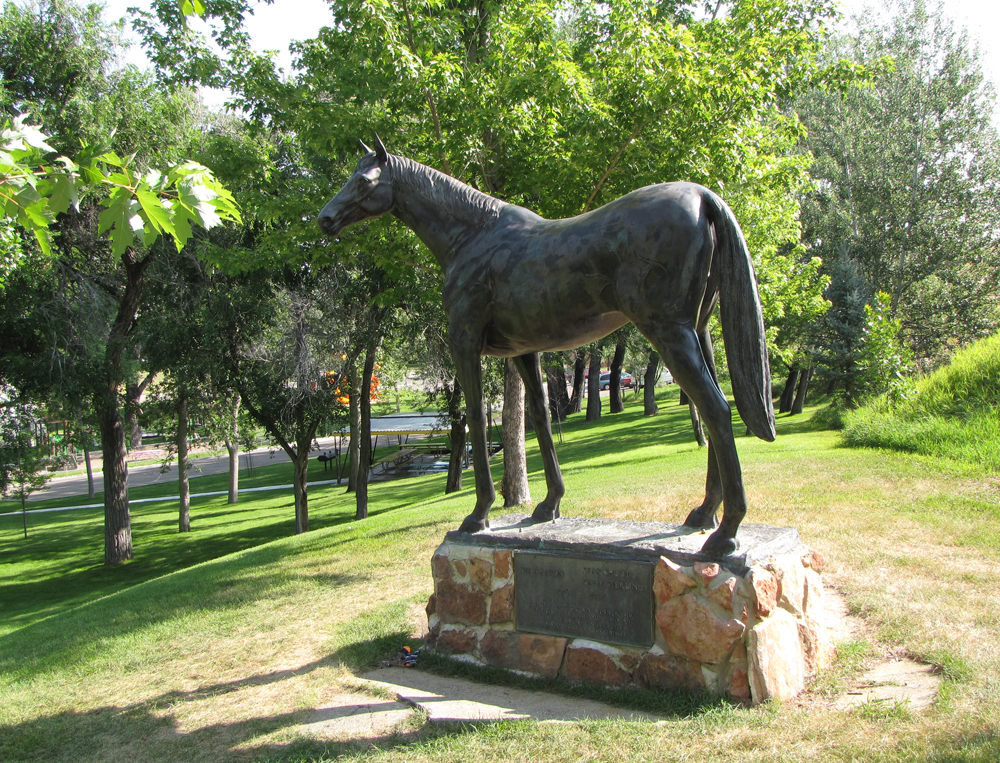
<box><xmin>2</xmin><ymin>388</ymin><xmax>1000</xmax><ymax>762</ymax></box>
<box><xmin>843</xmin><ymin>332</ymin><xmax>1000</xmax><ymax>472</ymax></box>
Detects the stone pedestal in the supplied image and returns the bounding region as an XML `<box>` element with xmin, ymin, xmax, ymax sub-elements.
<box><xmin>425</xmin><ymin>514</ymin><xmax>835</xmax><ymax>704</ymax></box>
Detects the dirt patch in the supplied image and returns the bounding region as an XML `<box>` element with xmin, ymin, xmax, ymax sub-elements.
<box><xmin>816</xmin><ymin>577</ymin><xmax>867</xmax><ymax>644</ymax></box>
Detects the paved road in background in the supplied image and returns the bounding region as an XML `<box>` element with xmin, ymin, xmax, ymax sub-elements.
<box><xmin>26</xmin><ymin>437</ymin><xmax>345</xmax><ymax>503</ymax></box>
<box><xmin>28</xmin><ymin>413</ymin><xmax>452</xmax><ymax>503</ymax></box>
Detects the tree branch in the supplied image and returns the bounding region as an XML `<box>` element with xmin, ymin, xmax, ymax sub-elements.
<box><xmin>399</xmin><ymin>0</ymin><xmax>452</xmax><ymax>176</ymax></box>
<box><xmin>583</xmin><ymin>120</ymin><xmax>646</xmax><ymax>213</ymax></box>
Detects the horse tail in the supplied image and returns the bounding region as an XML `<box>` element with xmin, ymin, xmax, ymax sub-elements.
<box><xmin>702</xmin><ymin>189</ymin><xmax>776</xmax><ymax>442</ymax></box>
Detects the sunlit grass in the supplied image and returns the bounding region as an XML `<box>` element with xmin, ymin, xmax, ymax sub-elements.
<box><xmin>2</xmin><ymin>385</ymin><xmax>1000</xmax><ymax>762</ymax></box>
<box><xmin>843</xmin><ymin>332</ymin><xmax>1000</xmax><ymax>472</ymax></box>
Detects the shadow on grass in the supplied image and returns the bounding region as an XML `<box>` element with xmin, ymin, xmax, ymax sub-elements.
<box><xmin>0</xmin><ymin>541</ymin><xmax>371</xmax><ymax>680</ymax></box>
<box><xmin>0</xmin><ymin>661</ymin><xmax>476</xmax><ymax>763</ymax></box>
<box><xmin>0</xmin><ymin>511</ymin><xmax>303</xmax><ymax>635</ymax></box>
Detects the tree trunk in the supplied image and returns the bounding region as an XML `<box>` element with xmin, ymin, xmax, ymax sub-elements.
<box><xmin>356</xmin><ymin>338</ymin><xmax>379</xmax><ymax>520</ymax></box>
<box><xmin>226</xmin><ymin>395</ymin><xmax>240</xmax><ymax>504</ymax></box>
<box><xmin>294</xmin><ymin>435</ymin><xmax>310</xmax><ymax>533</ymax></box>
<box><xmin>790</xmin><ymin>366</ymin><xmax>814</xmax><ymax>415</ymax></box>
<box><xmin>586</xmin><ymin>349</ymin><xmax>602</xmax><ymax>421</ymax></box>
<box><xmin>99</xmin><ymin>247</ymin><xmax>153</xmax><ymax>565</ymax></box>
<box><xmin>125</xmin><ymin>370</ymin><xmax>155</xmax><ymax>450</ymax></box>
<box><xmin>502</xmin><ymin>357</ymin><xmax>530</xmax><ymax>506</ymax></box>
<box><xmin>98</xmin><ymin>379</ymin><xmax>131</xmax><ymax>564</ymax></box>
<box><xmin>346</xmin><ymin>364</ymin><xmax>361</xmax><ymax>493</ymax></box>
<box><xmin>84</xmin><ymin>443</ymin><xmax>95</xmax><ymax>499</ymax></box>
<box><xmin>177</xmin><ymin>390</ymin><xmax>190</xmax><ymax>532</ymax></box>
<box><xmin>689</xmin><ymin>400</ymin><xmax>707</xmax><ymax>447</ymax></box>
<box><xmin>225</xmin><ymin>438</ymin><xmax>239</xmax><ymax>503</ymax></box>
<box><xmin>609</xmin><ymin>341</ymin><xmax>626</xmax><ymax>413</ymax></box>
<box><xmin>20</xmin><ymin>460</ymin><xmax>27</xmax><ymax>538</ymax></box>
<box><xmin>568</xmin><ymin>353</ymin><xmax>585</xmax><ymax>414</ymax></box>
<box><xmin>643</xmin><ymin>351</ymin><xmax>660</xmax><ymax>416</ymax></box>
<box><xmin>446</xmin><ymin>377</ymin><xmax>465</xmax><ymax>493</ymax></box>
<box><xmin>779</xmin><ymin>369</ymin><xmax>799</xmax><ymax>413</ymax></box>
<box><xmin>545</xmin><ymin>360</ymin><xmax>569</xmax><ymax>423</ymax></box>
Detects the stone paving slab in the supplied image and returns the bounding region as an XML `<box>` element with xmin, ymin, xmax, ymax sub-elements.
<box><xmin>360</xmin><ymin>668</ymin><xmax>664</xmax><ymax>723</ymax></box>
<box><xmin>302</xmin><ymin>693</ymin><xmax>415</xmax><ymax>738</ymax></box>
<box><xmin>834</xmin><ymin>658</ymin><xmax>940</xmax><ymax>711</ymax></box>
<box><xmin>447</xmin><ymin>513</ymin><xmax>801</xmax><ymax>574</ymax></box>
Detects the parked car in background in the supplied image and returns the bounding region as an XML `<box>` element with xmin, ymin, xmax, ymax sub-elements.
<box><xmin>599</xmin><ymin>372</ymin><xmax>633</xmax><ymax>390</ymax></box>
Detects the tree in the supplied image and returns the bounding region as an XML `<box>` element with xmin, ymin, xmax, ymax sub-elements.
<box><xmin>0</xmin><ymin>388</ymin><xmax>51</xmax><ymax>538</ymax></box>
<box><xmin>642</xmin><ymin>350</ymin><xmax>661</xmax><ymax>416</ymax></box>
<box><xmin>501</xmin><ymin>357</ymin><xmax>530</xmax><ymax>507</ymax></box>
<box><xmin>585</xmin><ymin>342</ymin><xmax>604</xmax><ymax>422</ymax></box>
<box><xmin>211</xmin><ymin>266</ymin><xmax>350</xmax><ymax>533</ymax></box>
<box><xmin>0</xmin><ymin>1</ymin><xmax>239</xmax><ymax>564</ymax></box>
<box><xmin>798</xmin><ymin>0</ymin><xmax>1000</xmax><ymax>374</ymax></box>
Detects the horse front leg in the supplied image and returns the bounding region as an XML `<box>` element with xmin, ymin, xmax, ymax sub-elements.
<box><xmin>512</xmin><ymin>352</ymin><xmax>565</xmax><ymax>522</ymax></box>
<box><xmin>451</xmin><ymin>342</ymin><xmax>496</xmax><ymax>534</ymax></box>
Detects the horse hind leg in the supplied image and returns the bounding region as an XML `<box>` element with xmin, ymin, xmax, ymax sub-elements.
<box><xmin>636</xmin><ymin>320</ymin><xmax>746</xmax><ymax>558</ymax></box>
<box><xmin>512</xmin><ymin>352</ymin><xmax>565</xmax><ymax>521</ymax></box>
<box><xmin>684</xmin><ymin>325</ymin><xmax>724</xmax><ymax>530</ymax></box>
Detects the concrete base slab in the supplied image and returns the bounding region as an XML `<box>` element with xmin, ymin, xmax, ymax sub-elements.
<box><xmin>361</xmin><ymin>668</ymin><xmax>664</xmax><ymax>723</ymax></box>
<box><xmin>449</xmin><ymin>513</ymin><xmax>801</xmax><ymax>574</ymax></box>
<box><xmin>302</xmin><ymin>693</ymin><xmax>414</xmax><ymax>738</ymax></box>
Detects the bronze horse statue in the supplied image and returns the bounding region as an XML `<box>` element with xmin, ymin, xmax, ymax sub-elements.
<box><xmin>319</xmin><ymin>136</ymin><xmax>775</xmax><ymax>557</ymax></box>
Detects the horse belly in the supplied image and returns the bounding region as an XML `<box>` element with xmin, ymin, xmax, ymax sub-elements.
<box><xmin>482</xmin><ymin>310</ymin><xmax>629</xmax><ymax>357</ymax></box>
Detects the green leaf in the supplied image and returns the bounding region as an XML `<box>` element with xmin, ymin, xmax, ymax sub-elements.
<box><xmin>136</xmin><ymin>189</ymin><xmax>176</xmax><ymax>238</ymax></box>
<box><xmin>32</xmin><ymin>226</ymin><xmax>51</xmax><ymax>257</ymax></box>
<box><xmin>99</xmin><ymin>151</ymin><xmax>124</xmax><ymax>168</ymax></box>
<box><xmin>180</xmin><ymin>0</ymin><xmax>205</xmax><ymax>17</ymax></box>
<box><xmin>173</xmin><ymin>207</ymin><xmax>193</xmax><ymax>246</ymax></box>
<box><xmin>48</xmin><ymin>173</ymin><xmax>80</xmax><ymax>215</ymax></box>
<box><xmin>21</xmin><ymin>197</ymin><xmax>51</xmax><ymax>229</ymax></box>
<box><xmin>98</xmin><ymin>188</ymin><xmax>135</xmax><ymax>256</ymax></box>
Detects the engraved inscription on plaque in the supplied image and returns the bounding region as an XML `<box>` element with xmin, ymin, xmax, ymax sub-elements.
<box><xmin>514</xmin><ymin>551</ymin><xmax>654</xmax><ymax>647</ymax></box>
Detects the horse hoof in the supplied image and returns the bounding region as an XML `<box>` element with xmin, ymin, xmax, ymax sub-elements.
<box><xmin>530</xmin><ymin>503</ymin><xmax>559</xmax><ymax>522</ymax></box>
<box><xmin>457</xmin><ymin>515</ymin><xmax>488</xmax><ymax>534</ymax></box>
<box><xmin>700</xmin><ymin>531</ymin><xmax>739</xmax><ymax>558</ymax></box>
<box><xmin>683</xmin><ymin>507</ymin><xmax>718</xmax><ymax>530</ymax></box>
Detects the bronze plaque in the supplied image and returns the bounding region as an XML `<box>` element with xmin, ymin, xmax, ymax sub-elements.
<box><xmin>514</xmin><ymin>551</ymin><xmax>654</xmax><ymax>647</ymax></box>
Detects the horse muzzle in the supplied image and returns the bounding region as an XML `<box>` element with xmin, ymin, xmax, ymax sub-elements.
<box><xmin>318</xmin><ymin>210</ymin><xmax>342</xmax><ymax>237</ymax></box>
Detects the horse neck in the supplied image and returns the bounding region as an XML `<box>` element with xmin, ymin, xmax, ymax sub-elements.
<box><xmin>388</xmin><ymin>156</ymin><xmax>506</xmax><ymax>267</ymax></box>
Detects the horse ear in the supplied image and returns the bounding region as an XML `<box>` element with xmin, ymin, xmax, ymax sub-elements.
<box><xmin>373</xmin><ymin>134</ymin><xmax>388</xmax><ymax>165</ymax></box>
<box><xmin>359</xmin><ymin>139</ymin><xmax>373</xmax><ymax>154</ymax></box>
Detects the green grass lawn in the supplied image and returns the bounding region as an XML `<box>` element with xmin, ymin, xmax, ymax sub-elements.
<box><xmin>2</xmin><ymin>386</ymin><xmax>1000</xmax><ymax>762</ymax></box>
<box><xmin>843</xmin><ymin>332</ymin><xmax>1000</xmax><ymax>472</ymax></box>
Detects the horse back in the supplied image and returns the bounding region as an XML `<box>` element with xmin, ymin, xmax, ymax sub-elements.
<box><xmin>442</xmin><ymin>182</ymin><xmax>715</xmax><ymax>356</ymax></box>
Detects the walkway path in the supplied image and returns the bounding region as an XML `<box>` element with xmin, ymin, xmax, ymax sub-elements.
<box><xmin>26</xmin><ymin>438</ymin><xmax>341</xmax><ymax>503</ymax></box>
<box><xmin>29</xmin><ymin>413</ymin><xmax>454</xmax><ymax>503</ymax></box>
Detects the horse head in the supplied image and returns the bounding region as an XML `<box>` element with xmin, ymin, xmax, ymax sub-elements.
<box><xmin>318</xmin><ymin>135</ymin><xmax>392</xmax><ymax>237</ymax></box>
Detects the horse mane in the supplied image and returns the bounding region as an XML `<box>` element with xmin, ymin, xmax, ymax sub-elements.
<box><xmin>388</xmin><ymin>154</ymin><xmax>507</xmax><ymax>228</ymax></box>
